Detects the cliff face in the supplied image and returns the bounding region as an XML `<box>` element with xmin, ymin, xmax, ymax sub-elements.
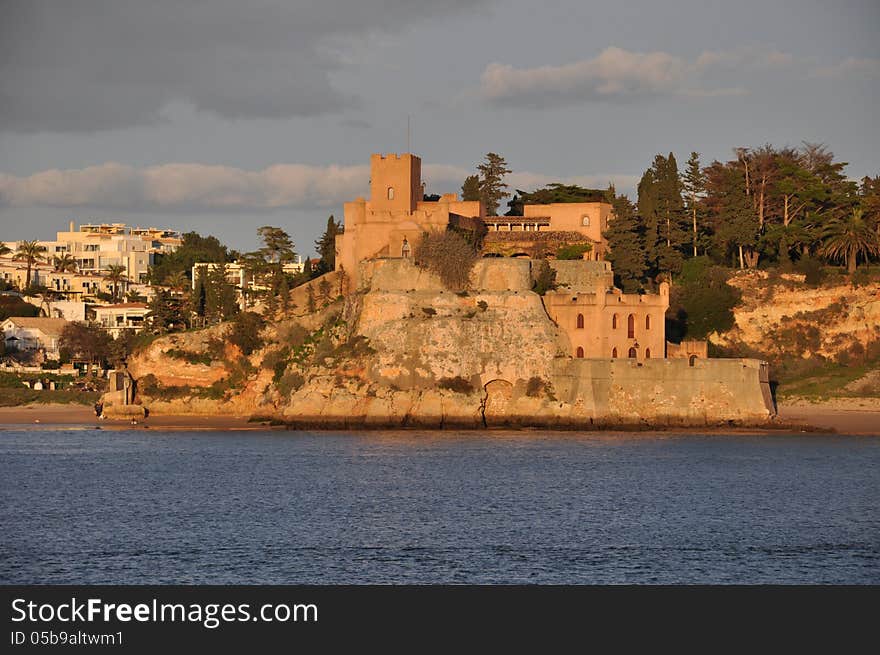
<box><xmin>715</xmin><ymin>271</ymin><xmax>880</xmax><ymax>359</ymax></box>
<box><xmin>125</xmin><ymin>259</ymin><xmax>774</xmax><ymax>427</ymax></box>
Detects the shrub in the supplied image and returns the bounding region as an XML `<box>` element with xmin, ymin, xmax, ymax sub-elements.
<box><xmin>333</xmin><ymin>335</ymin><xmax>376</xmax><ymax>361</ymax></box>
<box><xmin>556</xmin><ymin>243</ymin><xmax>592</xmax><ymax>260</ymax></box>
<box><xmin>477</xmin><ymin>300</ymin><xmax>488</xmax><ymax>312</ymax></box>
<box><xmin>413</xmin><ymin>229</ymin><xmax>478</xmax><ymax>291</ymax></box>
<box><xmin>165</xmin><ymin>348</ymin><xmax>213</xmax><ymax>366</ymax></box>
<box><xmin>437</xmin><ymin>376</ymin><xmax>474</xmax><ymax>394</ymax></box>
<box><xmin>667</xmin><ymin>260</ymin><xmax>740</xmax><ymax>340</ymax></box>
<box><xmin>796</xmin><ymin>257</ymin><xmax>826</xmax><ymax>287</ymax></box>
<box><xmin>421</xmin><ymin>307</ymin><xmax>437</xmax><ymax>317</ymax></box>
<box><xmin>276</xmin><ymin>371</ymin><xmax>305</xmax><ymax>397</ymax></box>
<box><xmin>228</xmin><ymin>311</ymin><xmax>265</xmax><ymax>356</ymax></box>
<box><xmin>532</xmin><ymin>259</ymin><xmax>556</xmax><ymax>295</ymax></box>
<box><xmin>278</xmin><ymin>322</ymin><xmax>310</xmax><ymax>347</ymax></box>
<box><xmin>262</xmin><ymin>347</ymin><xmax>291</xmax><ymax>380</ymax></box>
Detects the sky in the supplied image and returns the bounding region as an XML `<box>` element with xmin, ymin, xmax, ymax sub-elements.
<box><xmin>1</xmin><ymin>0</ymin><xmax>878</xmax><ymax>256</ymax></box>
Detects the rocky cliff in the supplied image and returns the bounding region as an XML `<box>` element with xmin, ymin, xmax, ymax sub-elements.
<box><xmin>715</xmin><ymin>270</ymin><xmax>880</xmax><ymax>360</ymax></box>
<box><xmin>124</xmin><ymin>259</ymin><xmax>774</xmax><ymax>427</ymax></box>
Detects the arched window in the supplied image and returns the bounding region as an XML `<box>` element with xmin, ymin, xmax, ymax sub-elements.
<box><xmin>645</xmin><ymin>348</ymin><xmax>651</xmax><ymax>359</ymax></box>
<box><xmin>581</xmin><ymin>215</ymin><xmax>590</xmax><ymax>227</ymax></box>
<box><xmin>576</xmin><ymin>346</ymin><xmax>584</xmax><ymax>358</ymax></box>
<box><xmin>611</xmin><ymin>347</ymin><xmax>618</xmax><ymax>358</ymax></box>
<box><xmin>689</xmin><ymin>354</ymin><xmax>698</xmax><ymax>367</ymax></box>
<box><xmin>627</xmin><ymin>314</ymin><xmax>635</xmax><ymax>339</ymax></box>
<box><xmin>576</xmin><ymin>313</ymin><xmax>584</xmax><ymax>329</ymax></box>
<box><xmin>387</xmin><ymin>187</ymin><xmax>395</xmax><ymax>200</ymax></box>
<box><xmin>612</xmin><ymin>314</ymin><xmax>618</xmax><ymax>329</ymax></box>
<box><xmin>628</xmin><ymin>347</ymin><xmax>637</xmax><ymax>358</ymax></box>
<box><xmin>645</xmin><ymin>315</ymin><xmax>651</xmax><ymax>330</ymax></box>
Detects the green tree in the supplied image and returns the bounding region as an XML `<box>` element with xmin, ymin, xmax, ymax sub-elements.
<box><xmin>681</xmin><ymin>152</ymin><xmax>706</xmax><ymax>257</ymax></box>
<box><xmin>51</xmin><ymin>252</ymin><xmax>78</xmax><ymax>273</ymax></box>
<box><xmin>257</xmin><ymin>226</ymin><xmax>296</xmax><ymax>263</ymax></box>
<box><xmin>104</xmin><ymin>264</ymin><xmax>128</xmax><ymax>302</ymax></box>
<box><xmin>228</xmin><ymin>311</ymin><xmax>265</xmax><ymax>356</ymax></box>
<box><xmin>204</xmin><ymin>263</ymin><xmax>238</xmax><ymax>322</ymax></box>
<box><xmin>192</xmin><ymin>268</ymin><xmax>207</xmax><ymax>317</ymax></box>
<box><xmin>314</xmin><ymin>215</ymin><xmax>342</xmax><ymax>271</ymax></box>
<box><xmin>148</xmin><ymin>232</ymin><xmax>231</xmax><ymax>285</ymax></box>
<box><xmin>666</xmin><ymin>257</ymin><xmax>741</xmax><ymax>341</ymax></box>
<box><xmin>59</xmin><ymin>322</ymin><xmax>113</xmax><ymax>365</ymax></box>
<box><xmin>147</xmin><ymin>288</ymin><xmax>189</xmax><ymax>333</ymax></box>
<box><xmin>476</xmin><ymin>153</ymin><xmax>512</xmax><ymax>216</ymax></box>
<box><xmin>461</xmin><ymin>175</ymin><xmax>481</xmax><ymax>202</ymax></box>
<box><xmin>13</xmin><ymin>240</ymin><xmax>47</xmax><ymax>289</ymax></box>
<box><xmin>819</xmin><ymin>209</ymin><xmax>880</xmax><ymax>274</ymax></box>
<box><xmin>318</xmin><ymin>277</ymin><xmax>332</xmax><ymax>305</ymax></box>
<box><xmin>604</xmin><ymin>194</ymin><xmax>647</xmax><ymax>292</ymax></box>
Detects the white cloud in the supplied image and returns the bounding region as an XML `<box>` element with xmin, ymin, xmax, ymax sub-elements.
<box><xmin>0</xmin><ymin>162</ymin><xmax>639</xmax><ymax>211</ymax></box>
<box><xmin>479</xmin><ymin>46</ymin><xmax>802</xmax><ymax>106</ymax></box>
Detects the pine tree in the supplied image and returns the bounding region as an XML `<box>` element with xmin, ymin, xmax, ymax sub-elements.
<box><xmin>279</xmin><ymin>275</ymin><xmax>291</xmax><ymax>314</ymax></box>
<box><xmin>257</xmin><ymin>226</ymin><xmax>296</xmax><ymax>263</ymax></box>
<box><xmin>604</xmin><ymin>193</ymin><xmax>647</xmax><ymax>292</ymax></box>
<box><xmin>476</xmin><ymin>153</ymin><xmax>512</xmax><ymax>216</ymax></box>
<box><xmin>637</xmin><ymin>168</ymin><xmax>660</xmax><ymax>276</ymax></box>
<box><xmin>461</xmin><ymin>175</ymin><xmax>481</xmax><ymax>202</ymax></box>
<box><xmin>682</xmin><ymin>152</ymin><xmax>706</xmax><ymax>256</ymax></box>
<box><xmin>314</xmin><ymin>215</ymin><xmax>342</xmax><ymax>270</ymax></box>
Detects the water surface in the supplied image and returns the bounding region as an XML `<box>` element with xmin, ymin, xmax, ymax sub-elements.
<box><xmin>1</xmin><ymin>429</ymin><xmax>878</xmax><ymax>584</ymax></box>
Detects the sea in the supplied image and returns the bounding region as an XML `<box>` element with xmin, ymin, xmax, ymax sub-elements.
<box><xmin>1</xmin><ymin>428</ymin><xmax>878</xmax><ymax>584</ymax></box>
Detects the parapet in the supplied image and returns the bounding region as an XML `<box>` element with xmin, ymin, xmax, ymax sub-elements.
<box><xmin>362</xmin><ymin>258</ymin><xmax>533</xmax><ymax>292</ymax></box>
<box><xmin>550</xmin><ymin>260</ymin><xmax>614</xmax><ymax>293</ymax></box>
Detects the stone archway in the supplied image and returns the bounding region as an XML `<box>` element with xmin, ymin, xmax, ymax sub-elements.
<box><xmin>481</xmin><ymin>379</ymin><xmax>514</xmax><ymax>426</ymax></box>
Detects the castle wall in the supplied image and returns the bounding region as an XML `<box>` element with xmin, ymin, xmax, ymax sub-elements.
<box><xmin>362</xmin><ymin>257</ymin><xmax>532</xmax><ymax>292</ymax></box>
<box><xmin>550</xmin><ymin>357</ymin><xmax>775</xmax><ymax>424</ymax></box>
<box><xmin>550</xmin><ymin>260</ymin><xmax>614</xmax><ymax>292</ymax></box>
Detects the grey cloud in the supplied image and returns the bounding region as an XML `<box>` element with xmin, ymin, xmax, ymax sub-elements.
<box><xmin>811</xmin><ymin>57</ymin><xmax>880</xmax><ymax>78</ymax></box>
<box><xmin>0</xmin><ymin>0</ymin><xmax>488</xmax><ymax>132</ymax></box>
<box><xmin>480</xmin><ymin>46</ymin><xmax>795</xmax><ymax>107</ymax></box>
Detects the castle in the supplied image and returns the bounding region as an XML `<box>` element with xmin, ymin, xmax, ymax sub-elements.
<box><xmin>335</xmin><ymin>152</ymin><xmax>675</xmax><ymax>361</ymax></box>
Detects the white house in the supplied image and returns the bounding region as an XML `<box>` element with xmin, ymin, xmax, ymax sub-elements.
<box><xmin>1</xmin><ymin>317</ymin><xmax>69</xmax><ymax>359</ymax></box>
<box><xmin>90</xmin><ymin>303</ymin><xmax>149</xmax><ymax>338</ymax></box>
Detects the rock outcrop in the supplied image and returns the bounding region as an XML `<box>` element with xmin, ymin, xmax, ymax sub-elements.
<box><xmin>125</xmin><ymin>259</ymin><xmax>775</xmax><ymax>427</ymax></box>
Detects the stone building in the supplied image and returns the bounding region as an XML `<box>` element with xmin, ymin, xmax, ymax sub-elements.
<box><xmin>543</xmin><ymin>261</ymin><xmax>669</xmax><ymax>361</ymax></box>
<box><xmin>334</xmin><ymin>153</ymin><xmax>482</xmax><ymax>287</ymax></box>
<box><xmin>334</xmin><ymin>152</ymin><xmax>676</xmax><ymax>359</ymax></box>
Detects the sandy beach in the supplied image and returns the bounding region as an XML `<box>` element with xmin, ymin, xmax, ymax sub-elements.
<box><xmin>0</xmin><ymin>401</ymin><xmax>876</xmax><ymax>434</ymax></box>
<box><xmin>0</xmin><ymin>404</ymin><xmax>261</xmax><ymax>430</ymax></box>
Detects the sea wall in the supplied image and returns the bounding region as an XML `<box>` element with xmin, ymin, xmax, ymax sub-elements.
<box><xmin>548</xmin><ymin>357</ymin><xmax>775</xmax><ymax>426</ymax></box>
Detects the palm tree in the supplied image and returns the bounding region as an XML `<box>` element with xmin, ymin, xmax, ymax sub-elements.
<box><xmin>104</xmin><ymin>264</ymin><xmax>129</xmax><ymax>302</ymax></box>
<box><xmin>12</xmin><ymin>240</ymin><xmax>47</xmax><ymax>289</ymax></box>
<box><xmin>0</xmin><ymin>242</ymin><xmax>11</xmax><ymax>257</ymax></box>
<box><xmin>52</xmin><ymin>252</ymin><xmax>78</xmax><ymax>273</ymax></box>
<box><xmin>163</xmin><ymin>270</ymin><xmax>189</xmax><ymax>293</ymax></box>
<box><xmin>820</xmin><ymin>209</ymin><xmax>880</xmax><ymax>274</ymax></box>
